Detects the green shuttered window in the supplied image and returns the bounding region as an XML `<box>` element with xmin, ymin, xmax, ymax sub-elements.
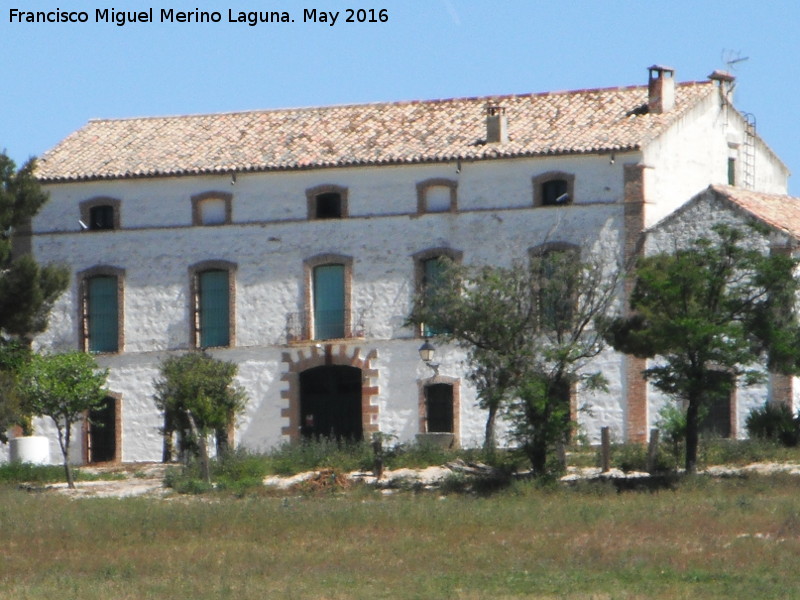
<box><xmin>313</xmin><ymin>264</ymin><xmax>345</xmax><ymax>340</ymax></box>
<box><xmin>198</xmin><ymin>270</ymin><xmax>230</xmax><ymax>347</ymax></box>
<box><xmin>423</xmin><ymin>257</ymin><xmax>447</xmax><ymax>337</ymax></box>
<box><xmin>87</xmin><ymin>276</ymin><xmax>119</xmax><ymax>353</ymax></box>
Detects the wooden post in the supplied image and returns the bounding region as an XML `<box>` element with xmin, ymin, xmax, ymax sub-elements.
<box><xmin>647</xmin><ymin>428</ymin><xmax>660</xmax><ymax>474</ymax></box>
<box><xmin>601</xmin><ymin>426</ymin><xmax>610</xmax><ymax>473</ymax></box>
<box><xmin>372</xmin><ymin>435</ymin><xmax>383</xmax><ymax>480</ymax></box>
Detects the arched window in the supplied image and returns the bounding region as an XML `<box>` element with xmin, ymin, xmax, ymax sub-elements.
<box><xmin>189</xmin><ymin>260</ymin><xmax>236</xmax><ymax>348</ymax></box>
<box><xmin>304</xmin><ymin>254</ymin><xmax>354</xmax><ymax>340</ymax></box>
<box><xmin>413</xmin><ymin>248</ymin><xmax>463</xmax><ymax>337</ymax></box>
<box><xmin>529</xmin><ymin>242</ymin><xmax>580</xmax><ymax>330</ymax></box>
<box><xmin>79</xmin><ymin>266</ymin><xmax>124</xmax><ymax>353</ymax></box>
<box><xmin>532</xmin><ymin>172</ymin><xmax>575</xmax><ymax>207</ymax></box>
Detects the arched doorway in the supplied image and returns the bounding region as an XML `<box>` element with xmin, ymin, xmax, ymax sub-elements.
<box><xmin>300</xmin><ymin>365</ymin><xmax>363</xmax><ymax>441</ymax></box>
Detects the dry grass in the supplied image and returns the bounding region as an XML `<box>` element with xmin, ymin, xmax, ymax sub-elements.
<box><xmin>3</xmin><ymin>474</ymin><xmax>800</xmax><ymax>598</ymax></box>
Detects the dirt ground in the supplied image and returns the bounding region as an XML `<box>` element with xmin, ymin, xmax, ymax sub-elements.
<box><xmin>29</xmin><ymin>460</ymin><xmax>800</xmax><ymax>499</ymax></box>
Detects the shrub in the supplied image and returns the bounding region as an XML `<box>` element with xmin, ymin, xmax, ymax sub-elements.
<box><xmin>266</xmin><ymin>438</ymin><xmax>374</xmax><ymax>475</ymax></box>
<box><xmin>613</xmin><ymin>443</ymin><xmax>648</xmax><ymax>473</ymax></box>
<box><xmin>163</xmin><ymin>466</ymin><xmax>214</xmax><ymax>494</ymax></box>
<box><xmin>746</xmin><ymin>402</ymin><xmax>799</xmax><ymax>447</ymax></box>
<box><xmin>0</xmin><ymin>462</ymin><xmax>106</xmax><ymax>484</ymax></box>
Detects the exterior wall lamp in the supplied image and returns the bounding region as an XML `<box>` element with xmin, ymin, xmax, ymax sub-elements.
<box><xmin>418</xmin><ymin>339</ymin><xmax>439</xmax><ymax>375</ymax></box>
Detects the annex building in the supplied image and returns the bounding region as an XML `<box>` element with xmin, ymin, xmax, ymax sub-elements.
<box><xmin>6</xmin><ymin>65</ymin><xmax>797</xmax><ymax>464</ymax></box>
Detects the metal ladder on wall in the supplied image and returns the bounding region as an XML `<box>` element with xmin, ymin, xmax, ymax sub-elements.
<box><xmin>742</xmin><ymin>112</ymin><xmax>756</xmax><ymax>190</ymax></box>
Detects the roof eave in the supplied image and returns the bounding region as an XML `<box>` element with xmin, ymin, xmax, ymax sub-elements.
<box><xmin>37</xmin><ymin>144</ymin><xmax>642</xmax><ymax>184</ymax></box>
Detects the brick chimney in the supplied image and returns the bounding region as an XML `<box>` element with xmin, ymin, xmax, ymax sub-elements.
<box><xmin>648</xmin><ymin>65</ymin><xmax>675</xmax><ymax>114</ymax></box>
<box><xmin>486</xmin><ymin>104</ymin><xmax>508</xmax><ymax>144</ymax></box>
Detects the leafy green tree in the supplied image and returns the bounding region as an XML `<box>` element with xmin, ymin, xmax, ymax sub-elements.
<box><xmin>409</xmin><ymin>248</ymin><xmax>620</xmax><ymax>474</ymax></box>
<box><xmin>0</xmin><ymin>340</ymin><xmax>31</xmax><ymax>441</ymax></box>
<box><xmin>0</xmin><ymin>372</ymin><xmax>21</xmax><ymax>443</ymax></box>
<box><xmin>18</xmin><ymin>351</ymin><xmax>109</xmax><ymax>488</ymax></box>
<box><xmin>153</xmin><ymin>352</ymin><xmax>248</xmax><ymax>482</ymax></box>
<box><xmin>604</xmin><ymin>224</ymin><xmax>800</xmax><ymax>473</ymax></box>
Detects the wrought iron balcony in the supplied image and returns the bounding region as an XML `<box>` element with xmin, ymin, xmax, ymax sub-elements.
<box><xmin>285</xmin><ymin>309</ymin><xmax>365</xmax><ymax>343</ymax></box>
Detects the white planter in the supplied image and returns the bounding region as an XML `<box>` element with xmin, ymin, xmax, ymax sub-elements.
<box><xmin>9</xmin><ymin>436</ymin><xmax>50</xmax><ymax>465</ymax></box>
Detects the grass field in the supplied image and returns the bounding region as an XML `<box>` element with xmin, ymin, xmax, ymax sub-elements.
<box><xmin>3</xmin><ymin>472</ymin><xmax>800</xmax><ymax>599</ymax></box>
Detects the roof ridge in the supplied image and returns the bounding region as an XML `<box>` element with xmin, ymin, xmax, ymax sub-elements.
<box><xmin>712</xmin><ymin>183</ymin><xmax>796</xmax><ymax>200</ymax></box>
<box><xmin>84</xmin><ymin>79</ymin><xmax>714</xmax><ymax>125</ymax></box>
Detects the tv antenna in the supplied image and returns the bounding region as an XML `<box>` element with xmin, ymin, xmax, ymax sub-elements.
<box><xmin>722</xmin><ymin>49</ymin><xmax>749</xmax><ymax>71</ymax></box>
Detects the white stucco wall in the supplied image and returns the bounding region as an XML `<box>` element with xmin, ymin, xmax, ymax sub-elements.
<box><xmin>642</xmin><ymin>91</ymin><xmax>789</xmax><ymax>227</ymax></box>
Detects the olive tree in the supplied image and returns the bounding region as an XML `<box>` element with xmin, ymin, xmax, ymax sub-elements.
<box><xmin>409</xmin><ymin>246</ymin><xmax>621</xmax><ymax>474</ymax></box>
<box><xmin>153</xmin><ymin>352</ymin><xmax>248</xmax><ymax>482</ymax></box>
<box><xmin>18</xmin><ymin>351</ymin><xmax>108</xmax><ymax>488</ymax></box>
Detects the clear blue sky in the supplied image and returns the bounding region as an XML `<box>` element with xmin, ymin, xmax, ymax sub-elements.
<box><xmin>3</xmin><ymin>0</ymin><xmax>799</xmax><ymax>194</ymax></box>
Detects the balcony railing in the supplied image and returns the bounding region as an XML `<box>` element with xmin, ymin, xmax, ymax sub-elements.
<box><xmin>285</xmin><ymin>309</ymin><xmax>365</xmax><ymax>343</ymax></box>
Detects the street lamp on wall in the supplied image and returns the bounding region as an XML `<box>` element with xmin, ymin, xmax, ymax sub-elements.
<box><xmin>418</xmin><ymin>339</ymin><xmax>439</xmax><ymax>375</ymax></box>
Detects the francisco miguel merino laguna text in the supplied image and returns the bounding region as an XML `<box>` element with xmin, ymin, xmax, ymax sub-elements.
<box><xmin>8</xmin><ymin>7</ymin><xmax>389</xmax><ymax>26</ymax></box>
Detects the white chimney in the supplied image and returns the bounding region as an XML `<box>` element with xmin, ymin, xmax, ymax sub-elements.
<box><xmin>486</xmin><ymin>104</ymin><xmax>508</xmax><ymax>144</ymax></box>
<box><xmin>648</xmin><ymin>65</ymin><xmax>675</xmax><ymax>114</ymax></box>
<box><xmin>708</xmin><ymin>69</ymin><xmax>736</xmax><ymax>103</ymax></box>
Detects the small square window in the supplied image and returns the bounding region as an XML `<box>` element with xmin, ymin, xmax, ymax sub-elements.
<box><xmin>533</xmin><ymin>172</ymin><xmax>574</xmax><ymax>207</ymax></box>
<box><xmin>199</xmin><ymin>198</ymin><xmax>227</xmax><ymax>225</ymax></box>
<box><xmin>315</xmin><ymin>193</ymin><xmax>342</xmax><ymax>219</ymax></box>
<box><xmin>416</xmin><ymin>179</ymin><xmax>457</xmax><ymax>214</ymax></box>
<box><xmin>191</xmin><ymin>192</ymin><xmax>232</xmax><ymax>226</ymax></box>
<box><xmin>89</xmin><ymin>205</ymin><xmax>115</xmax><ymax>230</ymax></box>
<box><xmin>541</xmin><ymin>180</ymin><xmax>569</xmax><ymax>206</ymax></box>
<box><xmin>424</xmin><ymin>186</ymin><xmax>452</xmax><ymax>212</ymax></box>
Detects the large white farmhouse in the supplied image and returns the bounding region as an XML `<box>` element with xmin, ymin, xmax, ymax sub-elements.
<box><xmin>7</xmin><ymin>65</ymin><xmax>796</xmax><ymax>464</ymax></box>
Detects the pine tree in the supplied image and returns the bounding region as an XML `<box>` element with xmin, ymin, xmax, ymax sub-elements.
<box><xmin>0</xmin><ymin>152</ymin><xmax>69</xmax><ymax>343</ymax></box>
<box><xmin>0</xmin><ymin>152</ymin><xmax>69</xmax><ymax>439</ymax></box>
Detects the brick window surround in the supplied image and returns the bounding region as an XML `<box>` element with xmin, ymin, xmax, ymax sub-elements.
<box><xmin>416</xmin><ymin>178</ymin><xmax>458</xmax><ymax>214</ymax></box>
<box><xmin>189</xmin><ymin>260</ymin><xmax>237</xmax><ymax>349</ymax></box>
<box><xmin>412</xmin><ymin>247</ymin><xmax>463</xmax><ymax>337</ymax></box>
<box><xmin>79</xmin><ymin>197</ymin><xmax>121</xmax><ymax>230</ymax></box>
<box><xmin>303</xmin><ymin>253</ymin><xmax>354</xmax><ymax>340</ymax></box>
<box><xmin>306</xmin><ymin>184</ymin><xmax>349</xmax><ymax>219</ymax></box>
<box><xmin>532</xmin><ymin>171</ymin><xmax>575</xmax><ymax>207</ymax></box>
<box><xmin>417</xmin><ymin>375</ymin><xmax>461</xmax><ymax>446</ymax></box>
<box><xmin>191</xmin><ymin>191</ymin><xmax>233</xmax><ymax>226</ymax></box>
<box><xmin>78</xmin><ymin>265</ymin><xmax>125</xmax><ymax>354</ymax></box>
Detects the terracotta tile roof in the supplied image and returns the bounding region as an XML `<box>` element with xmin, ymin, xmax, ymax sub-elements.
<box><xmin>36</xmin><ymin>81</ymin><xmax>715</xmax><ymax>182</ymax></box>
<box><xmin>711</xmin><ymin>185</ymin><xmax>800</xmax><ymax>240</ymax></box>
